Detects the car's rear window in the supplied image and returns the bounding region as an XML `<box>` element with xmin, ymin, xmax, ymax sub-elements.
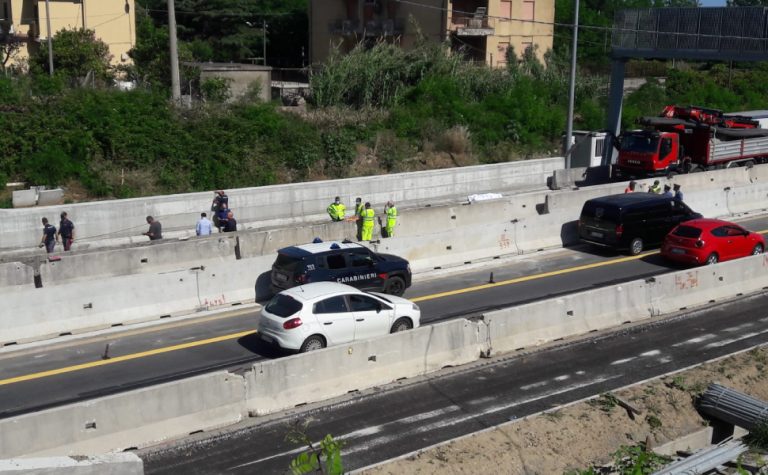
<box><xmin>265</xmin><ymin>294</ymin><xmax>303</xmax><ymax>318</ymax></box>
<box><xmin>274</xmin><ymin>253</ymin><xmax>303</xmax><ymax>272</ymax></box>
<box><xmin>672</xmin><ymin>225</ymin><xmax>702</xmax><ymax>238</ymax></box>
<box><xmin>581</xmin><ymin>202</ymin><xmax>621</xmax><ymax>222</ymax></box>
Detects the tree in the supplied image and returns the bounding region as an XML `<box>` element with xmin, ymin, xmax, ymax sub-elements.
<box><xmin>31</xmin><ymin>28</ymin><xmax>113</xmax><ymax>81</ymax></box>
<box><xmin>0</xmin><ymin>34</ymin><xmax>22</xmax><ymax>73</ymax></box>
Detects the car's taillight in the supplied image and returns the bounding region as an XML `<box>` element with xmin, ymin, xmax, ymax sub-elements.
<box><xmin>695</xmin><ymin>240</ymin><xmax>705</xmax><ymax>248</ymax></box>
<box><xmin>283</xmin><ymin>317</ymin><xmax>303</xmax><ymax>330</ymax></box>
<box><xmin>378</xmin><ymin>273</ymin><xmax>388</xmax><ymax>280</ymax></box>
<box><xmin>615</xmin><ymin>224</ymin><xmax>623</xmax><ymax>237</ymax></box>
<box><xmin>295</xmin><ymin>274</ymin><xmax>308</xmax><ymax>284</ymax></box>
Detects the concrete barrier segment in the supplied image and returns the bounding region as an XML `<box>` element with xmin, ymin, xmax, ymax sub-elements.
<box><xmin>0</xmin><ymin>262</ymin><xmax>36</xmax><ymax>291</ymax></box>
<box><xmin>724</xmin><ymin>182</ymin><xmax>768</xmax><ymax>216</ymax></box>
<box><xmin>244</xmin><ymin>319</ymin><xmax>484</xmax><ymax>416</ymax></box>
<box><xmin>0</xmin><ymin>159</ymin><xmax>562</xmax><ymax>250</ymax></box>
<box><xmin>0</xmin><ymin>372</ymin><xmax>245</xmax><ymax>458</ymax></box>
<box><xmin>0</xmin><ymin>453</ymin><xmax>144</xmax><ymax>475</ymax></box>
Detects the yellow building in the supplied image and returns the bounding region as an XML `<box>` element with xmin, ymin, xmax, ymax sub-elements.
<box><xmin>0</xmin><ymin>0</ymin><xmax>136</xmax><ymax>69</ymax></box>
<box><xmin>309</xmin><ymin>0</ymin><xmax>553</xmax><ymax>67</ymax></box>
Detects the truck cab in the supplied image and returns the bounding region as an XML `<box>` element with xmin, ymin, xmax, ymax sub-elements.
<box><xmin>616</xmin><ymin>130</ymin><xmax>680</xmax><ymax>178</ymax></box>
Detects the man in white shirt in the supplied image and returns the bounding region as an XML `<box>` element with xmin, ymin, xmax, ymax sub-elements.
<box><xmin>196</xmin><ymin>212</ymin><xmax>213</xmax><ymax>236</ymax></box>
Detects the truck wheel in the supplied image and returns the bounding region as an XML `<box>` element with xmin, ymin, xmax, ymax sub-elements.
<box><xmin>705</xmin><ymin>253</ymin><xmax>719</xmax><ymax>265</ymax></box>
<box><xmin>384</xmin><ymin>276</ymin><xmax>406</xmax><ymax>296</ymax></box>
<box><xmin>629</xmin><ymin>237</ymin><xmax>644</xmax><ymax>256</ymax></box>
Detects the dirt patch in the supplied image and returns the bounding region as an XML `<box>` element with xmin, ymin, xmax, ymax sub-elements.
<box><xmin>363</xmin><ymin>347</ymin><xmax>768</xmax><ymax>475</ymax></box>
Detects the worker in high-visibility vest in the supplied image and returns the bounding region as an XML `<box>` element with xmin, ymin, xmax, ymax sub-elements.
<box><xmin>327</xmin><ymin>196</ymin><xmax>346</xmax><ymax>221</ymax></box>
<box><xmin>384</xmin><ymin>200</ymin><xmax>397</xmax><ymax>238</ymax></box>
<box><xmin>361</xmin><ymin>202</ymin><xmax>375</xmax><ymax>241</ymax></box>
<box><xmin>354</xmin><ymin>197</ymin><xmax>364</xmax><ymax>240</ymax></box>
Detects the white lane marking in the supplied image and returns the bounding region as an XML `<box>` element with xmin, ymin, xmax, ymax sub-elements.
<box><xmin>342</xmin><ymin>375</ymin><xmax>620</xmax><ymax>457</ymax></box>
<box><xmin>640</xmin><ymin>350</ymin><xmax>661</xmax><ymax>357</ymax></box>
<box><xmin>227</xmin><ymin>405</ymin><xmax>460</xmax><ymax>470</ymax></box>
<box><xmin>704</xmin><ymin>332</ymin><xmax>763</xmax><ymax>349</ymax></box>
<box><xmin>759</xmin><ymin>317</ymin><xmax>768</xmax><ymax>323</ymax></box>
<box><xmin>657</xmin><ymin>357</ymin><xmax>673</xmax><ymax>364</ymax></box>
<box><xmin>33</xmin><ymin>354</ymin><xmax>47</xmax><ymax>359</ymax></box>
<box><xmin>554</xmin><ymin>375</ymin><xmax>570</xmax><ymax>381</ymax></box>
<box><xmin>611</xmin><ymin>357</ymin><xmax>636</xmax><ymax>365</ymax></box>
<box><xmin>576</xmin><ymin>370</ymin><xmax>586</xmax><ymax>375</ymax></box>
<box><xmin>520</xmin><ymin>381</ymin><xmax>548</xmax><ymax>391</ymax></box>
<box><xmin>672</xmin><ymin>334</ymin><xmax>717</xmax><ymax>347</ymax></box>
<box><xmin>723</xmin><ymin>323</ymin><xmax>754</xmax><ymax>333</ymax></box>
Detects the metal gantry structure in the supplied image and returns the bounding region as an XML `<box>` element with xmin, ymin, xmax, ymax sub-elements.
<box><xmin>603</xmin><ymin>7</ymin><xmax>768</xmax><ymax>166</ymax></box>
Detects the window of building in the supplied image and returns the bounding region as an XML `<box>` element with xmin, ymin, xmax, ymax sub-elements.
<box><xmin>522</xmin><ymin>0</ymin><xmax>535</xmax><ymax>21</ymax></box>
<box><xmin>497</xmin><ymin>42</ymin><xmax>510</xmax><ymax>64</ymax></box>
<box><xmin>499</xmin><ymin>0</ymin><xmax>512</xmax><ymax>20</ymax></box>
<box><xmin>3</xmin><ymin>3</ymin><xmax>8</xmax><ymax>22</ymax></box>
<box><xmin>522</xmin><ymin>39</ymin><xmax>533</xmax><ymax>55</ymax></box>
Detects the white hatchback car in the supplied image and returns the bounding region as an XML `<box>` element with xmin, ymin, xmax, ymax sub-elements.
<box><xmin>258</xmin><ymin>282</ymin><xmax>421</xmax><ymax>352</ymax></box>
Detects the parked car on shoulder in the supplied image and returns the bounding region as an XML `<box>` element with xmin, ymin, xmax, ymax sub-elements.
<box><xmin>578</xmin><ymin>192</ymin><xmax>701</xmax><ymax>255</ymax></box>
<box><xmin>258</xmin><ymin>282</ymin><xmax>421</xmax><ymax>352</ymax></box>
<box><xmin>267</xmin><ymin>240</ymin><xmax>412</xmax><ymax>296</ymax></box>
<box><xmin>661</xmin><ymin>218</ymin><xmax>765</xmax><ymax>265</ymax></box>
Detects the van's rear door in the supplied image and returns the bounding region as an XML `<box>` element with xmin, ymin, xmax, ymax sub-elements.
<box><xmin>579</xmin><ymin>201</ymin><xmax>621</xmax><ymax>244</ymax></box>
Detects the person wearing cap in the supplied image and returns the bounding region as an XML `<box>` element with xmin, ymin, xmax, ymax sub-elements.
<box><xmin>624</xmin><ymin>181</ymin><xmax>636</xmax><ymax>193</ymax></box>
<box><xmin>39</xmin><ymin>217</ymin><xmax>57</xmax><ymax>253</ymax></box>
<box><xmin>57</xmin><ymin>211</ymin><xmax>75</xmax><ymax>251</ymax></box>
<box><xmin>354</xmin><ymin>197</ymin><xmax>364</xmax><ymax>239</ymax></box>
<box><xmin>649</xmin><ymin>180</ymin><xmax>662</xmax><ymax>194</ymax></box>
<box><xmin>361</xmin><ymin>202</ymin><xmax>375</xmax><ymax>241</ymax></box>
<box><xmin>384</xmin><ymin>200</ymin><xmax>397</xmax><ymax>238</ymax></box>
<box><xmin>662</xmin><ymin>184</ymin><xmax>673</xmax><ymax>198</ymax></box>
<box><xmin>673</xmin><ymin>183</ymin><xmax>684</xmax><ymax>202</ymax></box>
<box><xmin>327</xmin><ymin>196</ymin><xmax>346</xmax><ymax>222</ymax></box>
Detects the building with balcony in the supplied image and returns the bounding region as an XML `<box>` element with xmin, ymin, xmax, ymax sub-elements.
<box><xmin>0</xmin><ymin>0</ymin><xmax>135</xmax><ymax>69</ymax></box>
<box><xmin>309</xmin><ymin>0</ymin><xmax>553</xmax><ymax>67</ymax></box>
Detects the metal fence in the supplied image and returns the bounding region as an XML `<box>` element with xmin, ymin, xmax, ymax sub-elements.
<box><xmin>612</xmin><ymin>7</ymin><xmax>768</xmax><ymax>58</ymax></box>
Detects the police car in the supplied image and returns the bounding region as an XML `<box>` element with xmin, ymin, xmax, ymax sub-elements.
<box><xmin>268</xmin><ymin>240</ymin><xmax>412</xmax><ymax>296</ymax></box>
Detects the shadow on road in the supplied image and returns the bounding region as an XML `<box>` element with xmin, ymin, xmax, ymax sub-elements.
<box><xmin>237</xmin><ymin>332</ymin><xmax>288</xmax><ymax>360</ymax></box>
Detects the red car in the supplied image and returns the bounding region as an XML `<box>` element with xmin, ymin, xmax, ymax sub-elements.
<box><xmin>661</xmin><ymin>219</ymin><xmax>765</xmax><ymax>265</ymax></box>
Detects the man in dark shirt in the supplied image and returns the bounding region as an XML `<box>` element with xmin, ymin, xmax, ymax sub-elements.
<box><xmin>57</xmin><ymin>211</ymin><xmax>75</xmax><ymax>251</ymax></box>
<box><xmin>223</xmin><ymin>211</ymin><xmax>237</xmax><ymax>232</ymax></box>
<box><xmin>211</xmin><ymin>190</ymin><xmax>228</xmax><ymax>228</ymax></box>
<box><xmin>143</xmin><ymin>216</ymin><xmax>162</xmax><ymax>241</ymax></box>
<box><xmin>39</xmin><ymin>217</ymin><xmax>56</xmax><ymax>253</ymax></box>
<box><xmin>216</xmin><ymin>203</ymin><xmax>230</xmax><ymax>233</ymax></box>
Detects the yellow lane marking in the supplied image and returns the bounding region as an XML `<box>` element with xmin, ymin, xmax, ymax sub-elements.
<box><xmin>0</xmin><ymin>330</ymin><xmax>255</xmax><ymax>387</ymax></box>
<box><xmin>0</xmin><ymin>306</ymin><xmax>257</xmax><ymax>362</ymax></box>
<box><xmin>410</xmin><ymin>252</ymin><xmax>654</xmax><ymax>302</ymax></box>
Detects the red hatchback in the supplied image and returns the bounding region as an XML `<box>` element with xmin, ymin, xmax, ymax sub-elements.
<box><xmin>661</xmin><ymin>219</ymin><xmax>765</xmax><ymax>265</ymax></box>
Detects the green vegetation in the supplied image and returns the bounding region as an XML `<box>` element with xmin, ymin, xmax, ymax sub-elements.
<box><xmin>567</xmin><ymin>443</ymin><xmax>671</xmax><ymax>474</ymax></box>
<box><xmin>286</xmin><ymin>423</ymin><xmax>344</xmax><ymax>475</ymax></box>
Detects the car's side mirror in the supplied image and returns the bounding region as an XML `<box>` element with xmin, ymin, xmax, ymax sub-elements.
<box><xmin>376</xmin><ymin>303</ymin><xmax>382</xmax><ymax>313</ymax></box>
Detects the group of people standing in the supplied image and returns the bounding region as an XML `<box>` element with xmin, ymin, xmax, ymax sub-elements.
<box><xmin>327</xmin><ymin>196</ymin><xmax>397</xmax><ymax>241</ymax></box>
<box><xmin>39</xmin><ymin>212</ymin><xmax>76</xmax><ymax>253</ymax></box>
<box><xmin>195</xmin><ymin>190</ymin><xmax>237</xmax><ymax>236</ymax></box>
<box><xmin>625</xmin><ymin>180</ymin><xmax>684</xmax><ymax>201</ymax></box>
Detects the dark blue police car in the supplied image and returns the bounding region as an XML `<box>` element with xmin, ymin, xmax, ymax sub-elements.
<box><xmin>269</xmin><ymin>240</ymin><xmax>412</xmax><ymax>296</ymax></box>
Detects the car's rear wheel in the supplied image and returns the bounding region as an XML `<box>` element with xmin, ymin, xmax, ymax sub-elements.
<box><xmin>629</xmin><ymin>237</ymin><xmax>644</xmax><ymax>256</ymax></box>
<box><xmin>390</xmin><ymin>318</ymin><xmax>413</xmax><ymax>333</ymax></box>
<box><xmin>299</xmin><ymin>335</ymin><xmax>326</xmax><ymax>353</ymax></box>
<box><xmin>384</xmin><ymin>276</ymin><xmax>406</xmax><ymax>296</ymax></box>
<box><xmin>753</xmin><ymin>244</ymin><xmax>764</xmax><ymax>255</ymax></box>
<box><xmin>706</xmin><ymin>253</ymin><xmax>719</xmax><ymax>265</ymax></box>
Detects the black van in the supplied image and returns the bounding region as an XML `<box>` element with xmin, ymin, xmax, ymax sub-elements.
<box><xmin>578</xmin><ymin>192</ymin><xmax>701</xmax><ymax>255</ymax></box>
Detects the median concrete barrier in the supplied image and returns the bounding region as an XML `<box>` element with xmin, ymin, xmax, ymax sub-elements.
<box><xmin>0</xmin><ymin>159</ymin><xmax>561</xmax><ymax>250</ymax></box>
<box><xmin>0</xmin><ymin>262</ymin><xmax>35</xmax><ymax>290</ymax></box>
<box><xmin>725</xmin><ymin>182</ymin><xmax>768</xmax><ymax>216</ymax></box>
<box><xmin>1</xmin><ymin>259</ymin><xmax>264</xmax><ymax>345</ymax></box>
<box><xmin>484</xmin><ymin>280</ymin><xmax>651</xmax><ymax>354</ymax></box>
<box><xmin>245</xmin><ymin>319</ymin><xmax>484</xmax><ymax>415</ymax></box>
<box><xmin>0</xmin><ymin>453</ymin><xmax>143</xmax><ymax>475</ymax></box>
<box><xmin>0</xmin><ymin>372</ymin><xmax>245</xmax><ymax>458</ymax></box>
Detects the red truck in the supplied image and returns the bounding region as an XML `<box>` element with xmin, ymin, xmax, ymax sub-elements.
<box><xmin>615</xmin><ymin>105</ymin><xmax>768</xmax><ymax>178</ymax></box>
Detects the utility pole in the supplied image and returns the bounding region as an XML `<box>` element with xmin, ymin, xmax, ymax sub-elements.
<box><xmin>564</xmin><ymin>0</ymin><xmax>579</xmax><ymax>169</ymax></box>
<box><xmin>167</xmin><ymin>0</ymin><xmax>181</xmax><ymax>101</ymax></box>
<box><xmin>44</xmin><ymin>0</ymin><xmax>53</xmax><ymax>76</ymax></box>
<box><xmin>262</xmin><ymin>19</ymin><xmax>267</xmax><ymax>66</ymax></box>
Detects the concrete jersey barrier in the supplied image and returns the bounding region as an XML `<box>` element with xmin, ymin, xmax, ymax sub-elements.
<box><xmin>0</xmin><ymin>158</ymin><xmax>562</xmax><ymax>250</ymax></box>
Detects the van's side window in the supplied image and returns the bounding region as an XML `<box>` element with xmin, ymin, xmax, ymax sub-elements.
<box><xmin>326</xmin><ymin>254</ymin><xmax>347</xmax><ymax>270</ymax></box>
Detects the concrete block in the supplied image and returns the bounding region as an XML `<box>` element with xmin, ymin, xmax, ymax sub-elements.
<box><xmin>245</xmin><ymin>319</ymin><xmax>484</xmax><ymax>416</ymax></box>
<box><xmin>725</xmin><ymin>183</ymin><xmax>768</xmax><ymax>216</ymax></box>
<box><xmin>12</xmin><ymin>189</ymin><xmax>36</xmax><ymax>208</ymax></box>
<box><xmin>37</xmin><ymin>189</ymin><xmax>65</xmax><ymax>206</ymax></box>
<box><xmin>0</xmin><ymin>372</ymin><xmax>245</xmax><ymax>458</ymax></box>
<box><xmin>0</xmin><ymin>262</ymin><xmax>35</xmax><ymax>290</ymax></box>
<box><xmin>0</xmin><ymin>453</ymin><xmax>144</xmax><ymax>475</ymax></box>
<box><xmin>652</xmin><ymin>427</ymin><xmax>714</xmax><ymax>456</ymax></box>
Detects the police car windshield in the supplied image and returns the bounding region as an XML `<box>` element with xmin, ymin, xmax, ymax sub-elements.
<box><xmin>265</xmin><ymin>294</ymin><xmax>303</xmax><ymax>318</ymax></box>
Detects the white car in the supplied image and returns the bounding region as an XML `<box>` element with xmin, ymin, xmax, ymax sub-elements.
<box><xmin>258</xmin><ymin>282</ymin><xmax>421</xmax><ymax>352</ymax></box>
